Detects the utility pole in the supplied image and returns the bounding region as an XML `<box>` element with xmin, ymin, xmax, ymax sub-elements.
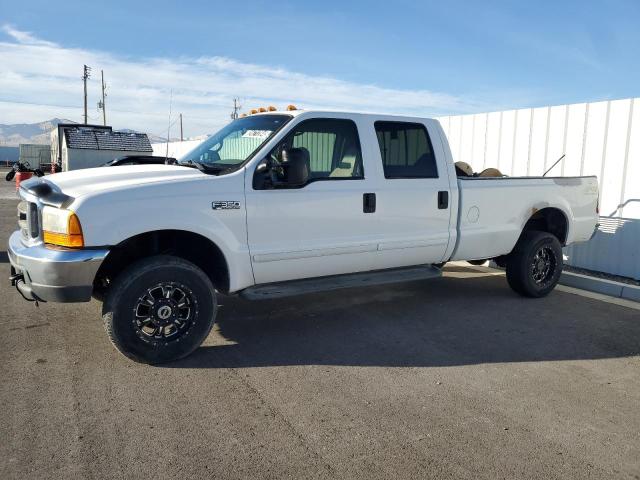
<box><xmin>82</xmin><ymin>65</ymin><xmax>91</xmax><ymax>124</ymax></box>
<box><xmin>230</xmin><ymin>98</ymin><xmax>241</xmax><ymax>120</ymax></box>
<box><xmin>99</xmin><ymin>70</ymin><xmax>107</xmax><ymax>126</ymax></box>
<box><xmin>179</xmin><ymin>113</ymin><xmax>183</xmax><ymax>141</ymax></box>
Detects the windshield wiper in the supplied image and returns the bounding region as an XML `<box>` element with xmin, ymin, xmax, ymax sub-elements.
<box><xmin>179</xmin><ymin>160</ymin><xmax>239</xmax><ymax>175</ymax></box>
<box><xmin>178</xmin><ymin>159</ymin><xmax>208</xmax><ymax>171</ymax></box>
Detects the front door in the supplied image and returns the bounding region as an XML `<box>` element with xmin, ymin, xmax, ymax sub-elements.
<box><xmin>245</xmin><ymin>117</ymin><xmax>379</xmax><ymax>284</ymax></box>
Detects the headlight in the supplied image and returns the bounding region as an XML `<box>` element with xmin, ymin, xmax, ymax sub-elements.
<box><xmin>42</xmin><ymin>206</ymin><xmax>84</xmax><ymax>247</ymax></box>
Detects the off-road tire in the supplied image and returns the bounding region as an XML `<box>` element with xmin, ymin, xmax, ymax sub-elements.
<box><xmin>506</xmin><ymin>231</ymin><xmax>563</xmax><ymax>298</ymax></box>
<box><xmin>103</xmin><ymin>255</ymin><xmax>217</xmax><ymax>364</ymax></box>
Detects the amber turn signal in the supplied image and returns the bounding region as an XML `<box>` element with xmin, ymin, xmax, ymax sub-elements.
<box><xmin>43</xmin><ymin>212</ymin><xmax>84</xmax><ymax>248</ymax></box>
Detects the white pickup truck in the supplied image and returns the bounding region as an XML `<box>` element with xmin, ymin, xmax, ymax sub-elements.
<box><xmin>8</xmin><ymin>109</ymin><xmax>599</xmax><ymax>363</ymax></box>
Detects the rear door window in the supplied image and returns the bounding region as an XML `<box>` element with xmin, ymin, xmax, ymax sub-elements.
<box><xmin>374</xmin><ymin>121</ymin><xmax>438</xmax><ymax>178</ymax></box>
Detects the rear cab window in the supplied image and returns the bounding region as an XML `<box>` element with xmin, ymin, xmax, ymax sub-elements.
<box><xmin>374</xmin><ymin>121</ymin><xmax>438</xmax><ymax>179</ymax></box>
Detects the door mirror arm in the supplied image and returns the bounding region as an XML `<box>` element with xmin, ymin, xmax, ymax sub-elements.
<box><xmin>253</xmin><ymin>157</ymin><xmax>278</xmax><ymax>190</ymax></box>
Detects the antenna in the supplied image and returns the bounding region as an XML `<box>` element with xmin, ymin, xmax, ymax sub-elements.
<box><xmin>165</xmin><ymin>89</ymin><xmax>173</xmax><ymax>160</ymax></box>
<box><xmin>543</xmin><ymin>154</ymin><xmax>566</xmax><ymax>177</ymax></box>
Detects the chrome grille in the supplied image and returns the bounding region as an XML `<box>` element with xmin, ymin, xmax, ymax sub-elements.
<box><xmin>17</xmin><ymin>201</ymin><xmax>28</xmax><ymax>240</ymax></box>
<box><xmin>17</xmin><ymin>201</ymin><xmax>40</xmax><ymax>240</ymax></box>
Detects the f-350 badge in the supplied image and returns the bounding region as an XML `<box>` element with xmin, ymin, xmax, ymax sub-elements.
<box><xmin>212</xmin><ymin>201</ymin><xmax>241</xmax><ymax>210</ymax></box>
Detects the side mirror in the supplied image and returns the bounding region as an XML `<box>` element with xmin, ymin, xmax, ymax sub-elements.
<box><xmin>276</xmin><ymin>148</ymin><xmax>310</xmax><ymax>187</ymax></box>
<box><xmin>253</xmin><ymin>147</ymin><xmax>310</xmax><ymax>190</ymax></box>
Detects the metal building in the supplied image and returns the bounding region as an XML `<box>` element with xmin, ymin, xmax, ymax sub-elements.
<box><xmin>437</xmin><ymin>97</ymin><xmax>639</xmax><ymax>280</ymax></box>
<box><xmin>50</xmin><ymin>123</ymin><xmax>110</xmax><ymax>169</ymax></box>
<box><xmin>51</xmin><ymin>125</ymin><xmax>153</xmax><ymax>170</ymax></box>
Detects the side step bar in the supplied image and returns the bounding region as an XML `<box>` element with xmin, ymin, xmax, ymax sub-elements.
<box><xmin>240</xmin><ymin>264</ymin><xmax>442</xmax><ymax>300</ymax></box>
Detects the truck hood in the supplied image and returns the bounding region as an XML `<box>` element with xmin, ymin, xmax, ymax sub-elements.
<box><xmin>39</xmin><ymin>165</ymin><xmax>207</xmax><ymax>198</ymax></box>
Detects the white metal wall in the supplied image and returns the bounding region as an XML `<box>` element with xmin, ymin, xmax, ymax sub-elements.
<box><xmin>437</xmin><ymin>97</ymin><xmax>640</xmax><ymax>280</ymax></box>
<box><xmin>151</xmin><ymin>139</ymin><xmax>203</xmax><ymax>160</ymax></box>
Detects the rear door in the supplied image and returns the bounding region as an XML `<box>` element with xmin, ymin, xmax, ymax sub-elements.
<box><xmin>369</xmin><ymin>119</ymin><xmax>453</xmax><ymax>268</ymax></box>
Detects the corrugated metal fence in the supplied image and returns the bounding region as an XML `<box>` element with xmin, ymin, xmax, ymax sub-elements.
<box><xmin>19</xmin><ymin>143</ymin><xmax>51</xmax><ymax>169</ymax></box>
<box><xmin>437</xmin><ymin>97</ymin><xmax>640</xmax><ymax>280</ymax></box>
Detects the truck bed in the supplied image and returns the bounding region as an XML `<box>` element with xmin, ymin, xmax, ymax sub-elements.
<box><xmin>451</xmin><ymin>176</ymin><xmax>599</xmax><ymax>261</ymax></box>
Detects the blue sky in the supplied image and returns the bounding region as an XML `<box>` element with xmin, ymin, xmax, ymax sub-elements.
<box><xmin>0</xmin><ymin>0</ymin><xmax>638</xmax><ymax>136</ymax></box>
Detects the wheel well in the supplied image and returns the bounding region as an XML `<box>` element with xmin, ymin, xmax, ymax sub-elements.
<box><xmin>94</xmin><ymin>230</ymin><xmax>230</xmax><ymax>295</ymax></box>
<box><xmin>521</xmin><ymin>208</ymin><xmax>568</xmax><ymax>245</ymax></box>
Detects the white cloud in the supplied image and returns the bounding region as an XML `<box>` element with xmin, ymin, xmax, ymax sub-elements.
<box><xmin>1</xmin><ymin>24</ymin><xmax>57</xmax><ymax>47</ymax></box>
<box><xmin>0</xmin><ymin>25</ymin><xmax>488</xmax><ymax>137</ymax></box>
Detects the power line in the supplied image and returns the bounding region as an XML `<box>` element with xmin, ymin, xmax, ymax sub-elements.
<box><xmin>149</xmin><ymin>117</ymin><xmax>180</xmax><ymax>140</ymax></box>
<box><xmin>0</xmin><ymin>98</ymin><xmax>229</xmax><ymax>121</ymax></box>
<box><xmin>0</xmin><ymin>99</ymin><xmax>84</xmax><ymax>109</ymax></box>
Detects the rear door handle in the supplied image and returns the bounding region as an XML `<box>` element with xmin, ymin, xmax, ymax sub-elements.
<box><xmin>438</xmin><ymin>191</ymin><xmax>449</xmax><ymax>209</ymax></box>
<box><xmin>363</xmin><ymin>193</ymin><xmax>376</xmax><ymax>213</ymax></box>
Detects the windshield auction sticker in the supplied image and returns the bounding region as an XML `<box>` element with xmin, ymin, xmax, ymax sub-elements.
<box><xmin>242</xmin><ymin>130</ymin><xmax>272</xmax><ymax>139</ymax></box>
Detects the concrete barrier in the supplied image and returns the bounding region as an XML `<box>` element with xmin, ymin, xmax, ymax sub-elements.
<box><xmin>560</xmin><ymin>271</ymin><xmax>640</xmax><ymax>303</ymax></box>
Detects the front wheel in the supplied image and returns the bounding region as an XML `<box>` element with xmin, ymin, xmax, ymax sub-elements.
<box><xmin>506</xmin><ymin>231</ymin><xmax>563</xmax><ymax>298</ymax></box>
<box><xmin>103</xmin><ymin>255</ymin><xmax>217</xmax><ymax>364</ymax></box>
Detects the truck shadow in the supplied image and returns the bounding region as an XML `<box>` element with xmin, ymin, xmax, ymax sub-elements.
<box><xmin>165</xmin><ymin>267</ymin><xmax>640</xmax><ymax>369</ymax></box>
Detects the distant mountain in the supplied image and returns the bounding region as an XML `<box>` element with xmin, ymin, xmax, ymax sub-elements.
<box><xmin>0</xmin><ymin>118</ymin><xmax>76</xmax><ymax>147</ymax></box>
<box><xmin>0</xmin><ymin>119</ymin><xmax>177</xmax><ymax>147</ymax></box>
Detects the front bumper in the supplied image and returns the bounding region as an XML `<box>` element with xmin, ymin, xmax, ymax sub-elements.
<box><xmin>7</xmin><ymin>231</ymin><xmax>109</xmax><ymax>302</ymax></box>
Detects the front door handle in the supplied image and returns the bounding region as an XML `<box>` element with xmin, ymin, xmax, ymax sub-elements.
<box><xmin>438</xmin><ymin>191</ymin><xmax>449</xmax><ymax>209</ymax></box>
<box><xmin>363</xmin><ymin>193</ymin><xmax>376</xmax><ymax>213</ymax></box>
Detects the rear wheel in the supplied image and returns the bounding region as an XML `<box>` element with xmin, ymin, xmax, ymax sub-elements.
<box><xmin>506</xmin><ymin>231</ymin><xmax>563</xmax><ymax>298</ymax></box>
<box><xmin>103</xmin><ymin>255</ymin><xmax>217</xmax><ymax>364</ymax></box>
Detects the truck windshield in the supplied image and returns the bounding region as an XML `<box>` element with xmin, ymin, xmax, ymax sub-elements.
<box><xmin>179</xmin><ymin>114</ymin><xmax>291</xmax><ymax>170</ymax></box>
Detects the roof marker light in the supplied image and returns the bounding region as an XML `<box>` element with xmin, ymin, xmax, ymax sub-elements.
<box><xmin>258</xmin><ymin>107</ymin><xmax>267</xmax><ymax>113</ymax></box>
<box><xmin>286</xmin><ymin>105</ymin><xmax>297</xmax><ymax>111</ymax></box>
<box><xmin>268</xmin><ymin>106</ymin><xmax>277</xmax><ymax>111</ymax></box>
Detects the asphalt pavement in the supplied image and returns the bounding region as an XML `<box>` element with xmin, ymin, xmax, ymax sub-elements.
<box><xmin>1</xmin><ymin>179</ymin><xmax>639</xmax><ymax>479</ymax></box>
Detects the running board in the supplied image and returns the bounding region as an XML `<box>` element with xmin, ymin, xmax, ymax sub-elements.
<box><xmin>240</xmin><ymin>264</ymin><xmax>442</xmax><ymax>300</ymax></box>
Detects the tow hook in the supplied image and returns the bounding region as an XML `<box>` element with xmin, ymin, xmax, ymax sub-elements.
<box><xmin>9</xmin><ymin>269</ymin><xmax>23</xmax><ymax>286</ymax></box>
<box><xmin>10</xmin><ymin>269</ymin><xmax>38</xmax><ymax>306</ymax></box>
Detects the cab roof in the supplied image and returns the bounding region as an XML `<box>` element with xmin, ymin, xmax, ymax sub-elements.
<box><xmin>249</xmin><ymin>109</ymin><xmax>436</xmax><ymax>122</ymax></box>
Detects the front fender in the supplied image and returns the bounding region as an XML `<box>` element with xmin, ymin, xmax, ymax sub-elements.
<box><xmin>70</xmin><ymin>173</ymin><xmax>254</xmax><ymax>292</ymax></box>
